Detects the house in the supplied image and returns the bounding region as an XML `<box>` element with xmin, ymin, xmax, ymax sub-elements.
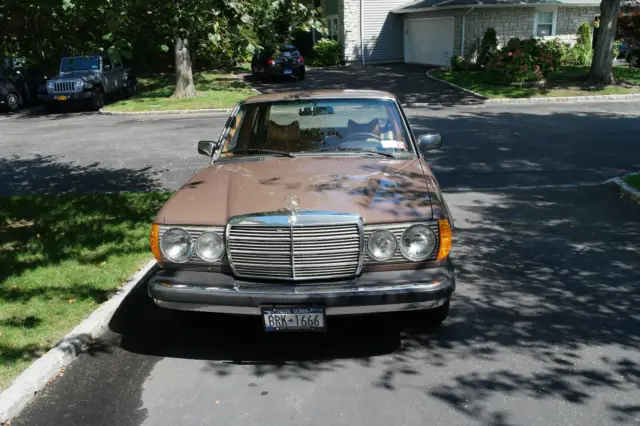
<box><xmin>310</xmin><ymin>0</ymin><xmax>601</xmax><ymax>66</ymax></box>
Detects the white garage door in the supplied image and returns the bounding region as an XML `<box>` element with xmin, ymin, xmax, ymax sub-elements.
<box><xmin>404</xmin><ymin>17</ymin><xmax>455</xmax><ymax>66</ymax></box>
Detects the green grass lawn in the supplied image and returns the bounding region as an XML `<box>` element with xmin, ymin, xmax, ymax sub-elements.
<box><xmin>623</xmin><ymin>174</ymin><xmax>640</xmax><ymax>192</ymax></box>
<box><xmin>103</xmin><ymin>72</ymin><xmax>256</xmax><ymax>112</ymax></box>
<box><xmin>0</xmin><ymin>192</ymin><xmax>171</xmax><ymax>390</ymax></box>
<box><xmin>432</xmin><ymin>66</ymin><xmax>640</xmax><ymax>99</ymax></box>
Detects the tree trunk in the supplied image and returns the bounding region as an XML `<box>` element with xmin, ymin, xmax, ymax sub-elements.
<box><xmin>588</xmin><ymin>0</ymin><xmax>622</xmax><ymax>85</ymax></box>
<box><xmin>171</xmin><ymin>35</ymin><xmax>196</xmax><ymax>99</ymax></box>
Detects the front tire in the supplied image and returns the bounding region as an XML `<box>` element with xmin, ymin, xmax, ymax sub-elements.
<box><xmin>90</xmin><ymin>88</ymin><xmax>104</xmax><ymax>111</ymax></box>
<box><xmin>5</xmin><ymin>93</ymin><xmax>19</xmax><ymax>112</ymax></box>
<box><xmin>125</xmin><ymin>82</ymin><xmax>137</xmax><ymax>98</ymax></box>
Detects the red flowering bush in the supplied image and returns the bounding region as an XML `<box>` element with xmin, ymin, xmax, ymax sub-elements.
<box><xmin>487</xmin><ymin>37</ymin><xmax>558</xmax><ymax>84</ymax></box>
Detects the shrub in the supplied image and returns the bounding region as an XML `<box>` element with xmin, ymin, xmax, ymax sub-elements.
<box><xmin>613</xmin><ymin>40</ymin><xmax>622</xmax><ymax>59</ymax></box>
<box><xmin>479</xmin><ymin>28</ymin><xmax>498</xmax><ymax>65</ymax></box>
<box><xmin>565</xmin><ymin>43</ymin><xmax>592</xmax><ymax>66</ymax></box>
<box><xmin>312</xmin><ymin>38</ymin><xmax>340</xmax><ymax>66</ymax></box>
<box><xmin>450</xmin><ymin>55</ymin><xmax>465</xmax><ymax>70</ymax></box>
<box><xmin>576</xmin><ymin>22</ymin><xmax>592</xmax><ymax>49</ymax></box>
<box><xmin>539</xmin><ymin>38</ymin><xmax>571</xmax><ymax>65</ymax></box>
<box><xmin>486</xmin><ymin>37</ymin><xmax>556</xmax><ymax>84</ymax></box>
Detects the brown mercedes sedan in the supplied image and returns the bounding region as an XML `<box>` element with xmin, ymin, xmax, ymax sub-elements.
<box><xmin>148</xmin><ymin>89</ymin><xmax>455</xmax><ymax>331</ymax></box>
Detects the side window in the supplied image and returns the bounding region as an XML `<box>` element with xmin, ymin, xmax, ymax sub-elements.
<box><xmin>102</xmin><ymin>56</ymin><xmax>112</xmax><ymax>70</ymax></box>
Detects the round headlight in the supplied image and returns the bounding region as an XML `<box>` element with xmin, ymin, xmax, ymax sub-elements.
<box><xmin>160</xmin><ymin>227</ymin><xmax>194</xmax><ymax>263</ymax></box>
<box><xmin>367</xmin><ymin>229</ymin><xmax>398</xmax><ymax>261</ymax></box>
<box><xmin>400</xmin><ymin>224</ymin><xmax>437</xmax><ymax>261</ymax></box>
<box><xmin>75</xmin><ymin>79</ymin><xmax>84</xmax><ymax>88</ymax></box>
<box><xmin>196</xmin><ymin>232</ymin><xmax>225</xmax><ymax>262</ymax></box>
<box><xmin>47</xmin><ymin>80</ymin><xmax>55</xmax><ymax>89</ymax></box>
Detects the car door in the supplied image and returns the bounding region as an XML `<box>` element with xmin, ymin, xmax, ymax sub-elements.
<box><xmin>101</xmin><ymin>56</ymin><xmax>114</xmax><ymax>92</ymax></box>
<box><xmin>110</xmin><ymin>54</ymin><xmax>125</xmax><ymax>91</ymax></box>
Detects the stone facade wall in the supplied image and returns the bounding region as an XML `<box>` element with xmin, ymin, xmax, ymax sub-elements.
<box><xmin>554</xmin><ymin>7</ymin><xmax>600</xmax><ymax>44</ymax></box>
<box><xmin>464</xmin><ymin>8</ymin><xmax>535</xmax><ymax>56</ymax></box>
<box><xmin>342</xmin><ymin>0</ymin><xmax>361</xmax><ymax>63</ymax></box>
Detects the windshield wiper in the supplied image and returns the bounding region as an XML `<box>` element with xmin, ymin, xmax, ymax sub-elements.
<box><xmin>310</xmin><ymin>147</ymin><xmax>396</xmax><ymax>158</ymax></box>
<box><xmin>237</xmin><ymin>149</ymin><xmax>296</xmax><ymax>158</ymax></box>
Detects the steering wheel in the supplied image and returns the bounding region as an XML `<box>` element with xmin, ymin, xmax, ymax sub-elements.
<box><xmin>338</xmin><ymin>132</ymin><xmax>381</xmax><ymax>147</ymax></box>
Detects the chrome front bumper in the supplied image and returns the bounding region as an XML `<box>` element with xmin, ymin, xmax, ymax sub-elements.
<box><xmin>148</xmin><ymin>259</ymin><xmax>455</xmax><ymax>316</ymax></box>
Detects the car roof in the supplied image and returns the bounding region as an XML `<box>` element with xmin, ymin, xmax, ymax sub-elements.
<box><xmin>242</xmin><ymin>89</ymin><xmax>399</xmax><ymax>104</ymax></box>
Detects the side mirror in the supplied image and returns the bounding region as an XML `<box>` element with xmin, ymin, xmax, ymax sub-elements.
<box><xmin>417</xmin><ymin>133</ymin><xmax>443</xmax><ymax>156</ymax></box>
<box><xmin>198</xmin><ymin>140</ymin><xmax>220</xmax><ymax>157</ymax></box>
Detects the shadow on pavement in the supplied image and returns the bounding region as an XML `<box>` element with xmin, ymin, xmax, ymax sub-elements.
<box><xmin>243</xmin><ymin>64</ymin><xmax>484</xmax><ymax>108</ymax></box>
<box><xmin>107</xmin><ymin>181</ymin><xmax>640</xmax><ymax>424</ymax></box>
<box><xmin>0</xmin><ymin>155</ymin><xmax>163</xmax><ymax>196</ymax></box>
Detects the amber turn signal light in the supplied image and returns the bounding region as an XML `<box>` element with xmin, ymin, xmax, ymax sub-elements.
<box><xmin>437</xmin><ymin>219</ymin><xmax>452</xmax><ymax>260</ymax></box>
<box><xmin>150</xmin><ymin>224</ymin><xmax>162</xmax><ymax>263</ymax></box>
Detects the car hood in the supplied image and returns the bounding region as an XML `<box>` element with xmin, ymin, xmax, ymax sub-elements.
<box><xmin>155</xmin><ymin>156</ymin><xmax>439</xmax><ymax>225</ymax></box>
<box><xmin>56</xmin><ymin>70</ymin><xmax>99</xmax><ymax>80</ymax></box>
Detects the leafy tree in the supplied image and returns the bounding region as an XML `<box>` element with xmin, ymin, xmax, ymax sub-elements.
<box><xmin>588</xmin><ymin>0</ymin><xmax>638</xmax><ymax>84</ymax></box>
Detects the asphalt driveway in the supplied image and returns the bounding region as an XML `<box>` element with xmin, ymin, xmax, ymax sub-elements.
<box><xmin>242</xmin><ymin>64</ymin><xmax>483</xmax><ymax>108</ymax></box>
<box><xmin>3</xmin><ymin>101</ymin><xmax>640</xmax><ymax>426</ymax></box>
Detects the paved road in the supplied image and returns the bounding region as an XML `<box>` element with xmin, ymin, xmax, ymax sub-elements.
<box><xmin>3</xmin><ymin>100</ymin><xmax>640</xmax><ymax>426</ymax></box>
<box><xmin>241</xmin><ymin>64</ymin><xmax>483</xmax><ymax>108</ymax></box>
<box><xmin>2</xmin><ymin>101</ymin><xmax>639</xmax><ymax>194</ymax></box>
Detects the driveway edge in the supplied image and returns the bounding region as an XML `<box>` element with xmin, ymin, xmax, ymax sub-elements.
<box><xmin>426</xmin><ymin>68</ymin><xmax>640</xmax><ymax>104</ymax></box>
<box><xmin>99</xmin><ymin>108</ymin><xmax>232</xmax><ymax>115</ymax></box>
<box><xmin>605</xmin><ymin>173</ymin><xmax>640</xmax><ymax>202</ymax></box>
<box><xmin>425</xmin><ymin>68</ymin><xmax>490</xmax><ymax>101</ymax></box>
<box><xmin>0</xmin><ymin>260</ymin><xmax>158</xmax><ymax>424</ymax></box>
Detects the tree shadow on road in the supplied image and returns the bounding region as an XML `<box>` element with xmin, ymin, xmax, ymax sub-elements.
<box><xmin>243</xmin><ymin>64</ymin><xmax>485</xmax><ymax>108</ymax></box>
<box><xmin>110</xmin><ymin>184</ymin><xmax>640</xmax><ymax>425</ymax></box>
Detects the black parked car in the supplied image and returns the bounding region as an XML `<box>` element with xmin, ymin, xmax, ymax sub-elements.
<box><xmin>251</xmin><ymin>44</ymin><xmax>305</xmax><ymax>81</ymax></box>
<box><xmin>0</xmin><ymin>62</ymin><xmax>45</xmax><ymax>112</ymax></box>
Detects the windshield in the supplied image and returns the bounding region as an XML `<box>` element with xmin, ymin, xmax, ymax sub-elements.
<box><xmin>60</xmin><ymin>56</ymin><xmax>100</xmax><ymax>72</ymax></box>
<box><xmin>220</xmin><ymin>98</ymin><xmax>413</xmax><ymax>157</ymax></box>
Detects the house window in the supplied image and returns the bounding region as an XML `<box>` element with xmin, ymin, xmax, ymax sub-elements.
<box><xmin>326</xmin><ymin>14</ymin><xmax>339</xmax><ymax>42</ymax></box>
<box><xmin>534</xmin><ymin>10</ymin><xmax>557</xmax><ymax>37</ymax></box>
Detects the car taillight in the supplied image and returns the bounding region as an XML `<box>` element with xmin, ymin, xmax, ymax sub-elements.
<box><xmin>267</xmin><ymin>59</ymin><xmax>275</xmax><ymax>66</ymax></box>
<box><xmin>297</xmin><ymin>55</ymin><xmax>304</xmax><ymax>63</ymax></box>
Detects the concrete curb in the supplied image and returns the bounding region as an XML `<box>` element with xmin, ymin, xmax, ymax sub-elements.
<box><xmin>426</xmin><ymin>68</ymin><xmax>640</xmax><ymax>105</ymax></box>
<box><xmin>99</xmin><ymin>108</ymin><xmax>232</xmax><ymax>116</ymax></box>
<box><xmin>0</xmin><ymin>260</ymin><xmax>158</xmax><ymax>424</ymax></box>
<box><xmin>605</xmin><ymin>173</ymin><xmax>640</xmax><ymax>202</ymax></box>
<box><xmin>230</xmin><ymin>72</ymin><xmax>261</xmax><ymax>95</ymax></box>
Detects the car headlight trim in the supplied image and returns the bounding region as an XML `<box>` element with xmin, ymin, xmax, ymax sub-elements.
<box><xmin>75</xmin><ymin>79</ymin><xmax>84</xmax><ymax>88</ymax></box>
<box><xmin>160</xmin><ymin>227</ymin><xmax>194</xmax><ymax>263</ymax></box>
<box><xmin>366</xmin><ymin>229</ymin><xmax>398</xmax><ymax>261</ymax></box>
<box><xmin>196</xmin><ymin>232</ymin><xmax>225</xmax><ymax>262</ymax></box>
<box><xmin>400</xmin><ymin>224</ymin><xmax>438</xmax><ymax>261</ymax></box>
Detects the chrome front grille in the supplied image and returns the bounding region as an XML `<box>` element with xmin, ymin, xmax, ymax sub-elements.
<box><xmin>158</xmin><ymin>225</ymin><xmax>226</xmax><ymax>265</ymax></box>
<box><xmin>364</xmin><ymin>222</ymin><xmax>440</xmax><ymax>264</ymax></box>
<box><xmin>227</xmin><ymin>213</ymin><xmax>363</xmax><ymax>280</ymax></box>
<box><xmin>54</xmin><ymin>81</ymin><xmax>75</xmax><ymax>93</ymax></box>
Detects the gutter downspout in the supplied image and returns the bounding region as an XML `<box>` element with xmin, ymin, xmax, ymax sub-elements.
<box><xmin>360</xmin><ymin>0</ymin><xmax>365</xmax><ymax>65</ymax></box>
<box><xmin>461</xmin><ymin>7</ymin><xmax>475</xmax><ymax>58</ymax></box>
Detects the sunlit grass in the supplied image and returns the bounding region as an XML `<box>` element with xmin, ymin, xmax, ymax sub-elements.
<box><xmin>0</xmin><ymin>192</ymin><xmax>171</xmax><ymax>389</ymax></box>
<box><xmin>432</xmin><ymin>66</ymin><xmax>640</xmax><ymax>99</ymax></box>
<box><xmin>103</xmin><ymin>72</ymin><xmax>255</xmax><ymax>112</ymax></box>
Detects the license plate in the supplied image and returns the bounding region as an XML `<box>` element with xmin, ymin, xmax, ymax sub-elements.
<box><xmin>284</xmin><ymin>68</ymin><xmax>292</xmax><ymax>75</ymax></box>
<box><xmin>55</xmin><ymin>95</ymin><xmax>68</xmax><ymax>101</ymax></box>
<box><xmin>262</xmin><ymin>306</ymin><xmax>325</xmax><ymax>332</ymax></box>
